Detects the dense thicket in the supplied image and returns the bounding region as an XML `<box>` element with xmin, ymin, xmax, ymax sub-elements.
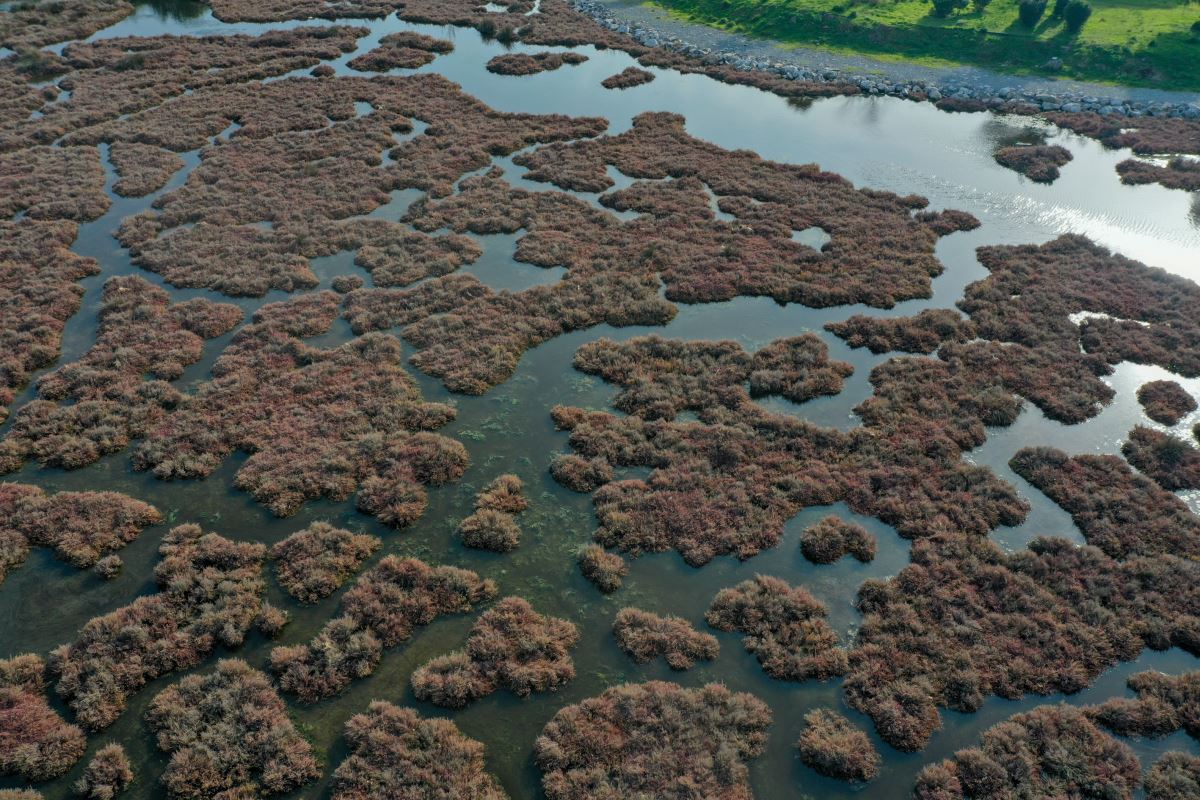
<box><xmin>800</xmin><ymin>516</ymin><xmax>876</xmax><ymax>564</ymax></box>
<box><xmin>487</xmin><ymin>51</ymin><xmax>587</xmax><ymax>76</ymax></box>
<box><xmin>612</xmin><ymin>608</ymin><xmax>718</xmax><ymax>669</ymax></box>
<box><xmin>1137</xmin><ymin>380</ymin><xmax>1197</xmax><ymax>425</ymax></box>
<box><xmin>270</xmin><ymin>521</ymin><xmax>380</xmax><ymax>603</ymax></box>
<box><xmin>993</xmin><ymin>144</ymin><xmax>1073</xmax><ymax>182</ymax></box>
<box><xmin>347</xmin><ymin>32</ymin><xmax>453</xmax><ymax>72</ymax></box>
<box><xmin>796</xmin><ymin>709</ymin><xmax>879</xmax><ymax>783</ymax></box>
<box><xmin>1121</xmin><ymin>425</ymin><xmax>1200</xmax><ymax>490</ymax></box>
<box><xmin>1145</xmin><ymin>752</ymin><xmax>1200</xmax><ymax>800</ymax></box>
<box><xmin>73</xmin><ymin>743</ymin><xmax>133</xmax><ymax>800</ymax></box>
<box><xmin>0</xmin><ymin>654</ymin><xmax>86</xmax><ymax>782</ymax></box>
<box><xmin>457</xmin><ymin>474</ymin><xmax>528</xmax><ymax>552</ymax></box>
<box><xmin>1087</xmin><ymin>670</ymin><xmax>1198</xmax><ymax>738</ymax></box>
<box><xmin>0</xmin><ymin>0</ymin><xmax>132</xmax><ymax>49</ymax></box>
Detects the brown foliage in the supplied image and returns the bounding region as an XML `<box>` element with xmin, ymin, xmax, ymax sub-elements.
<box><xmin>912</xmin><ymin>705</ymin><xmax>1139</xmax><ymax>799</ymax></box>
<box><xmin>0</xmin><ymin>482</ymin><xmax>161</xmax><ymax>584</ymax></box>
<box><xmin>0</xmin><ymin>0</ymin><xmax>132</xmax><ymax>49</ymax></box>
<box><xmin>1087</xmin><ymin>670</ymin><xmax>1198</xmax><ymax>738</ymax></box>
<box><xmin>0</xmin><ymin>276</ymin><xmax>240</xmax><ymax>473</ymax></box>
<box><xmin>475</xmin><ymin>473</ymin><xmax>528</xmax><ymax>513</ymax></box>
<box><xmin>706</xmin><ymin>574</ymin><xmax>846</xmax><ymax>681</ymax></box>
<box><xmin>612</xmin><ymin>607</ymin><xmax>718</xmax><ymax>669</ymax></box>
<box><xmin>796</xmin><ymin>709</ymin><xmax>879</xmax><ymax>783</ymax></box>
<box><xmin>577</xmin><ymin>544</ymin><xmax>627</xmax><ymax>593</ymax></box>
<box><xmin>0</xmin><ymin>146</ymin><xmax>108</xmax><ymax>221</ymax></box>
<box><xmin>993</xmin><ymin>144</ymin><xmax>1073</xmax><ymax>182</ymax></box>
<box><xmin>601</xmin><ymin>67</ymin><xmax>655</xmax><ymax>89</ymax></box>
<box><xmin>206</xmin><ymin>0</ymin><xmax>402</xmax><ymax>21</ymax></box>
<box><xmin>1117</xmin><ymin>157</ymin><xmax>1200</xmax><ymax>191</ymax></box>
<box><xmin>1046</xmin><ymin>112</ymin><xmax>1200</xmax><ymax>155</ymax></box>
<box><xmin>457</xmin><ymin>509</ymin><xmax>522</xmax><ymax>552</ymax></box>
<box><xmin>0</xmin><ymin>220</ymin><xmax>99</xmax><ymax>420</ymax></box>
<box><xmin>1145</xmin><ymin>752</ymin><xmax>1200</xmax><ymax>800</ymax></box>
<box><xmin>800</xmin><ymin>515</ymin><xmax>876</xmax><ymax>564</ymax></box>
<box><xmin>411</xmin><ymin>596</ymin><xmax>578</xmax><ymax>707</ymax></box>
<box><xmin>348</xmin><ymin>31</ymin><xmax>454</xmax><ymax>72</ymax></box>
<box><xmin>331</xmin><ymin>701</ymin><xmax>508</xmax><ymax>800</ymax></box>
<box><xmin>535</xmin><ymin>681</ymin><xmax>771</xmax><ymax>800</ymax></box>
<box><xmin>146</xmin><ymin>659</ymin><xmax>318</xmax><ymax>799</ymax></box>
<box><xmin>487</xmin><ymin>51</ymin><xmax>587</xmax><ymax>76</ymax></box>
<box><xmin>270</xmin><ymin>556</ymin><xmax>496</xmax><ymax>702</ymax></box>
<box><xmin>72</xmin><ymin>743</ymin><xmax>132</xmax><ymax>800</ymax></box>
<box><xmin>826</xmin><ymin>309</ymin><xmax>975</xmax><ymax>354</ymax></box>
<box><xmin>1122</xmin><ymin>425</ymin><xmax>1200</xmax><ymax>490</ymax></box>
<box><xmin>133</xmin><ymin>292</ymin><xmax>465</xmax><ymax>523</ymax></box>
<box><xmin>550</xmin><ymin>453</ymin><xmax>613</xmax><ymax>492</ymax></box>
<box><xmin>0</xmin><ymin>653</ymin><xmax>86</xmax><ymax>782</ymax></box>
<box><xmin>1010</xmin><ymin>446</ymin><xmax>1200</xmax><ymax>559</ymax></box>
<box><xmin>270</xmin><ymin>521</ymin><xmax>380</xmax><ymax>603</ymax></box>
<box><xmin>50</xmin><ymin>524</ymin><xmax>267</xmax><ymax>729</ymax></box>
<box><xmin>1137</xmin><ymin>379</ymin><xmax>1197</xmax><ymax>425</ymax></box>
<box><xmin>108</xmin><ymin>142</ymin><xmax>182</xmax><ymax>197</ymax></box>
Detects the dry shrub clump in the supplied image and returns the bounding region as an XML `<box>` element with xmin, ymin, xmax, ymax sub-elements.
<box><xmin>601</xmin><ymin>66</ymin><xmax>655</xmax><ymax>89</ymax></box>
<box><xmin>1145</xmin><ymin>752</ymin><xmax>1200</xmax><ymax>800</ymax></box>
<box><xmin>97</xmin><ymin>75</ymin><xmax>600</xmax><ymax>296</ymax></box>
<box><xmin>1086</xmin><ymin>670</ymin><xmax>1198</xmax><ymax>738</ymax></box>
<box><xmin>800</xmin><ymin>515</ymin><xmax>876</xmax><ymax>564</ymax></box>
<box><xmin>1117</xmin><ymin>158</ymin><xmax>1200</xmax><ymax>192</ymax></box>
<box><xmin>1046</xmin><ymin>112</ymin><xmax>1200</xmax><ymax>156</ymax></box>
<box><xmin>550</xmin><ymin>453</ymin><xmax>613</xmax><ymax>492</ymax></box>
<box><xmin>1137</xmin><ymin>379</ymin><xmax>1197</xmax><ymax>425</ymax></box>
<box><xmin>535</xmin><ymin>681</ymin><xmax>771</xmax><ymax>800</ymax></box>
<box><xmin>795</xmin><ymin>709</ymin><xmax>879</xmax><ymax>783</ymax></box>
<box><xmin>1121</xmin><ymin>426</ymin><xmax>1200</xmax><ymax>490</ymax></box>
<box><xmin>845</xmin><ymin>532</ymin><xmax>1200</xmax><ymax>752</ymax></box>
<box><xmin>612</xmin><ymin>607</ymin><xmax>718</xmax><ymax>670</ymax></box>
<box><xmin>145</xmin><ymin>659</ymin><xmax>319</xmax><ymax>800</ymax></box>
<box><xmin>0</xmin><ymin>276</ymin><xmax>241</xmax><ymax>473</ymax></box>
<box><xmin>0</xmin><ymin>653</ymin><xmax>86</xmax><ymax>782</ymax></box>
<box><xmin>912</xmin><ymin>705</ymin><xmax>1139</xmax><ymax>799</ymax></box>
<box><xmin>73</xmin><ymin>743</ymin><xmax>133</xmax><ymax>800</ymax></box>
<box><xmin>0</xmin><ymin>220</ymin><xmax>99</xmax><ymax>421</ymax></box>
<box><xmin>487</xmin><ymin>51</ymin><xmax>587</xmax><ymax>76</ymax></box>
<box><xmin>133</xmin><ymin>292</ymin><xmax>466</xmax><ymax>524</ymax></box>
<box><xmin>706</xmin><ymin>575</ymin><xmax>846</xmax><ymax>681</ymax></box>
<box><xmin>577</xmin><ymin>544</ymin><xmax>627</xmax><ymax>593</ymax></box>
<box><xmin>573</xmin><ymin>334</ymin><xmax>851</xmax><ymax>420</ymax></box>
<box><xmin>108</xmin><ymin>142</ymin><xmax>183</xmax><ymax>197</ymax></box>
<box><xmin>1010</xmin><ymin>446</ymin><xmax>1200</xmax><ymax>560</ymax></box>
<box><xmin>411</xmin><ymin>596</ymin><xmax>579</xmax><ymax>707</ymax></box>
<box><xmin>0</xmin><ymin>0</ymin><xmax>132</xmax><ymax>49</ymax></box>
<box><xmin>0</xmin><ymin>146</ymin><xmax>108</xmax><ymax>221</ymax></box>
<box><xmin>205</xmin><ymin>0</ymin><xmax>403</xmax><ymax>21</ymax></box>
<box><xmin>269</xmin><ymin>521</ymin><xmax>380</xmax><ymax>603</ymax></box>
<box><xmin>270</xmin><ymin>556</ymin><xmax>496</xmax><ymax>702</ymax></box>
<box><xmin>347</xmin><ymin>31</ymin><xmax>454</xmax><ymax>72</ymax></box>
<box><xmin>992</xmin><ymin>144</ymin><xmax>1073</xmax><ymax>182</ymax></box>
<box><xmin>331</xmin><ymin>700</ymin><xmax>507</xmax><ymax>800</ymax></box>
<box><xmin>0</xmin><ymin>482</ymin><xmax>161</xmax><ymax>584</ymax></box>
<box><xmin>0</xmin><ymin>792</ymin><xmax>43</xmax><ymax>800</ymax></box>
<box><xmin>825</xmin><ymin>309</ymin><xmax>975</xmax><ymax>354</ymax></box>
<box><xmin>457</xmin><ymin>473</ymin><xmax>528</xmax><ymax>552</ymax></box>
<box><xmin>50</xmin><ymin>524</ymin><xmax>267</xmax><ymax>730</ymax></box>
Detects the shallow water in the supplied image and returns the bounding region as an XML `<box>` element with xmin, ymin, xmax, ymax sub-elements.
<box><xmin>2</xmin><ymin>4</ymin><xmax>1199</xmax><ymax>799</ymax></box>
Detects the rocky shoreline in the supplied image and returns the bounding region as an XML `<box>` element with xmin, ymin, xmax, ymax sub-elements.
<box><xmin>571</xmin><ymin>0</ymin><xmax>1200</xmax><ymax>119</ymax></box>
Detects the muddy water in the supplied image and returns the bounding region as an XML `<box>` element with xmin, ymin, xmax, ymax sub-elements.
<box><xmin>2</xmin><ymin>1</ymin><xmax>1199</xmax><ymax>798</ymax></box>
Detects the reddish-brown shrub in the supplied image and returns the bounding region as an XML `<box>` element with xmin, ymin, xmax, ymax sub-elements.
<box><xmin>825</xmin><ymin>309</ymin><xmax>975</xmax><ymax>354</ymax></box>
<box><xmin>1117</xmin><ymin>157</ymin><xmax>1200</xmax><ymax>192</ymax></box>
<box><xmin>0</xmin><ymin>0</ymin><xmax>132</xmax><ymax>49</ymax></box>
<box><xmin>796</xmin><ymin>709</ymin><xmax>879</xmax><ymax>783</ymax></box>
<box><xmin>0</xmin><ymin>146</ymin><xmax>108</xmax><ymax>221</ymax></box>
<box><xmin>993</xmin><ymin>144</ymin><xmax>1073</xmax><ymax>182</ymax></box>
<box><xmin>134</xmin><ymin>292</ymin><xmax>466</xmax><ymax>523</ymax></box>
<box><xmin>706</xmin><ymin>575</ymin><xmax>847</xmax><ymax>681</ymax></box>
<box><xmin>270</xmin><ymin>521</ymin><xmax>380</xmax><ymax>603</ymax></box>
<box><xmin>577</xmin><ymin>544</ymin><xmax>627</xmax><ymax>593</ymax></box>
<box><xmin>0</xmin><ymin>654</ymin><xmax>86</xmax><ymax>782</ymax></box>
<box><xmin>1122</xmin><ymin>425</ymin><xmax>1200</xmax><ymax>490</ymax></box>
<box><xmin>0</xmin><ymin>791</ymin><xmax>45</xmax><ymax>800</ymax></box>
<box><xmin>1010</xmin><ymin>446</ymin><xmax>1200</xmax><ymax>559</ymax></box>
<box><xmin>1087</xmin><ymin>670</ymin><xmax>1198</xmax><ymax>738</ymax></box>
<box><xmin>331</xmin><ymin>274</ymin><xmax>365</xmax><ymax>293</ymax></box>
<box><xmin>50</xmin><ymin>524</ymin><xmax>267</xmax><ymax>730</ymax></box>
<box><xmin>1137</xmin><ymin>380</ymin><xmax>1198</xmax><ymax>425</ymax></box>
<box><xmin>475</xmin><ymin>473</ymin><xmax>528</xmax><ymax>513</ymax></box>
<box><xmin>535</xmin><ymin>681</ymin><xmax>771</xmax><ymax>800</ymax></box>
<box><xmin>1145</xmin><ymin>752</ymin><xmax>1200</xmax><ymax>800</ymax></box>
<box><xmin>612</xmin><ymin>607</ymin><xmax>718</xmax><ymax>669</ymax></box>
<box><xmin>912</xmin><ymin>705</ymin><xmax>1139</xmax><ymax>799</ymax></box>
<box><xmin>348</xmin><ymin>31</ymin><xmax>454</xmax><ymax>72</ymax></box>
<box><xmin>109</xmin><ymin>142</ymin><xmax>182</xmax><ymax>197</ymax></box>
<box><xmin>92</xmin><ymin>554</ymin><xmax>122</xmax><ymax>580</ymax></box>
<box><xmin>0</xmin><ymin>482</ymin><xmax>160</xmax><ymax>584</ymax></box>
<box><xmin>0</xmin><ymin>276</ymin><xmax>241</xmax><ymax>473</ymax></box>
<box><xmin>73</xmin><ymin>743</ymin><xmax>133</xmax><ymax>800</ymax></box>
<box><xmin>601</xmin><ymin>67</ymin><xmax>655</xmax><ymax>89</ymax></box>
<box><xmin>270</xmin><ymin>556</ymin><xmax>496</xmax><ymax>702</ymax></box>
<box><xmin>800</xmin><ymin>516</ymin><xmax>876</xmax><ymax>564</ymax></box>
<box><xmin>457</xmin><ymin>509</ymin><xmax>522</xmax><ymax>552</ymax></box>
<box><xmin>331</xmin><ymin>701</ymin><xmax>507</xmax><ymax>799</ymax></box>
<box><xmin>487</xmin><ymin>51</ymin><xmax>587</xmax><ymax>76</ymax></box>
<box><xmin>146</xmin><ymin>659</ymin><xmax>319</xmax><ymax>799</ymax></box>
<box><xmin>411</xmin><ymin>596</ymin><xmax>578</xmax><ymax>707</ymax></box>
<box><xmin>550</xmin><ymin>453</ymin><xmax>613</xmax><ymax>492</ymax></box>
<box><xmin>1046</xmin><ymin>112</ymin><xmax>1200</xmax><ymax>156</ymax></box>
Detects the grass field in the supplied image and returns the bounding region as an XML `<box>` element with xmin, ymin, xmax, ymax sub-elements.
<box><xmin>651</xmin><ymin>0</ymin><xmax>1200</xmax><ymax>90</ymax></box>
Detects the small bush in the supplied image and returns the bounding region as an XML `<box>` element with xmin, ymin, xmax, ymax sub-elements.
<box><xmin>796</xmin><ymin>709</ymin><xmax>879</xmax><ymax>782</ymax></box>
<box><xmin>457</xmin><ymin>508</ymin><xmax>521</xmax><ymax>552</ymax></box>
<box><xmin>1145</xmin><ymin>752</ymin><xmax>1200</xmax><ymax>800</ymax></box>
<box><xmin>1019</xmin><ymin>0</ymin><xmax>1047</xmax><ymax>27</ymax></box>
<box><xmin>931</xmin><ymin>0</ymin><xmax>967</xmax><ymax>17</ymax></box>
<box><xmin>73</xmin><ymin>743</ymin><xmax>132</xmax><ymax>799</ymax></box>
<box><xmin>92</xmin><ymin>555</ymin><xmax>122</xmax><ymax>580</ymax></box>
<box><xmin>1064</xmin><ymin>0</ymin><xmax>1092</xmax><ymax>30</ymax></box>
<box><xmin>578</xmin><ymin>545</ymin><xmax>627</xmax><ymax>593</ymax></box>
<box><xmin>800</xmin><ymin>516</ymin><xmax>876</xmax><ymax>564</ymax></box>
<box><xmin>612</xmin><ymin>608</ymin><xmax>719</xmax><ymax>670</ymax></box>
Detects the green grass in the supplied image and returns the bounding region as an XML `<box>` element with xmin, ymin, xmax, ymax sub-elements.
<box><xmin>649</xmin><ymin>0</ymin><xmax>1200</xmax><ymax>90</ymax></box>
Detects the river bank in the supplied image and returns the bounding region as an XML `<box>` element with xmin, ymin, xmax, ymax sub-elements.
<box><xmin>580</xmin><ymin>0</ymin><xmax>1200</xmax><ymax>119</ymax></box>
